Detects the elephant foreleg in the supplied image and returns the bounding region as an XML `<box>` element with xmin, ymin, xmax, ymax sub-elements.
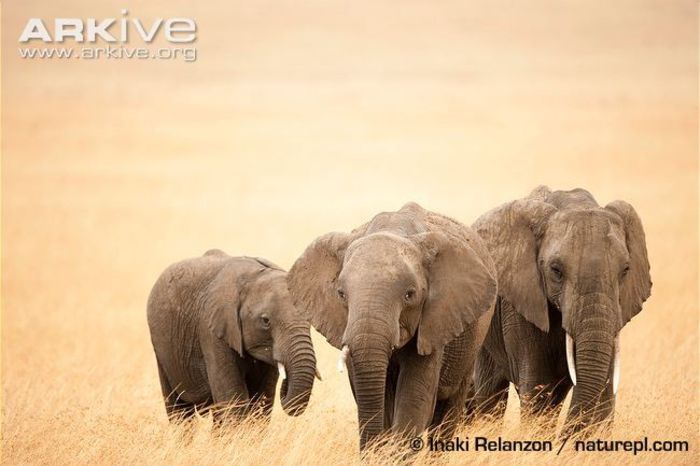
<box><xmin>431</xmin><ymin>373</ymin><xmax>470</xmax><ymax>437</ymax></box>
<box><xmin>468</xmin><ymin>348</ymin><xmax>509</xmax><ymax>422</ymax></box>
<box><xmin>384</xmin><ymin>361</ymin><xmax>399</xmax><ymax>429</ymax></box>
<box><xmin>392</xmin><ymin>346</ymin><xmax>442</xmax><ymax>438</ymax></box>
<box><xmin>201</xmin><ymin>338</ymin><xmax>250</xmax><ymax>425</ymax></box>
<box><xmin>247</xmin><ymin>363</ymin><xmax>278</xmax><ymax>418</ymax></box>
<box><xmin>519</xmin><ymin>377</ymin><xmax>570</xmax><ymax>431</ymax></box>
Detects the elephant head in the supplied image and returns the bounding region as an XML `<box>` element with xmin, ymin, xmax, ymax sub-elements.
<box><xmin>207</xmin><ymin>256</ymin><xmax>318</xmax><ymax>416</ymax></box>
<box><xmin>475</xmin><ymin>187</ymin><xmax>651</xmax><ymax>432</ymax></box>
<box><xmin>288</xmin><ymin>204</ymin><xmax>497</xmax><ymax>448</ymax></box>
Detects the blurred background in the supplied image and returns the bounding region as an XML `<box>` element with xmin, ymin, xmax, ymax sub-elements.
<box><xmin>2</xmin><ymin>1</ymin><xmax>697</xmax><ymax>464</ymax></box>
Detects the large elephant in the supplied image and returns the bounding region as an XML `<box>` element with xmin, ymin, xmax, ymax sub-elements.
<box><xmin>288</xmin><ymin>202</ymin><xmax>497</xmax><ymax>450</ymax></box>
<box><xmin>147</xmin><ymin>250</ymin><xmax>318</xmax><ymax>422</ymax></box>
<box><xmin>470</xmin><ymin>186</ymin><xmax>651</xmax><ymax>434</ymax></box>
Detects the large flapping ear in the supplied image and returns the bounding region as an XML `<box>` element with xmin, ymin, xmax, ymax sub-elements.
<box><xmin>287</xmin><ymin>232</ymin><xmax>356</xmax><ymax>349</ymax></box>
<box><xmin>205</xmin><ymin>265</ymin><xmax>245</xmax><ymax>356</ymax></box>
<box><xmin>605</xmin><ymin>200</ymin><xmax>652</xmax><ymax>325</ymax></box>
<box><xmin>414</xmin><ymin>230</ymin><xmax>497</xmax><ymax>356</ymax></box>
<box><xmin>474</xmin><ymin>199</ymin><xmax>557</xmax><ymax>332</ymax></box>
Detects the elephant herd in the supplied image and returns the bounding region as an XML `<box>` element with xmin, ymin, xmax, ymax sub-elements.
<box><xmin>147</xmin><ymin>186</ymin><xmax>651</xmax><ymax>451</ymax></box>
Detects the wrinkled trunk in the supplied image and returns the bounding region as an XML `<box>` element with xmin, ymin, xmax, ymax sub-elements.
<box><xmin>351</xmin><ymin>345</ymin><xmax>390</xmax><ymax>450</ymax></box>
<box><xmin>565</xmin><ymin>313</ymin><xmax>615</xmax><ymax>434</ymax></box>
<box><xmin>279</xmin><ymin>325</ymin><xmax>317</xmax><ymax>416</ymax></box>
<box><xmin>344</xmin><ymin>298</ymin><xmax>395</xmax><ymax>450</ymax></box>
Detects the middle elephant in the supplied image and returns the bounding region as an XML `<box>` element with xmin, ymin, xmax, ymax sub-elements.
<box><xmin>288</xmin><ymin>202</ymin><xmax>497</xmax><ymax>450</ymax></box>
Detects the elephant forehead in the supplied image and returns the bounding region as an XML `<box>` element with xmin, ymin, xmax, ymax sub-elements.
<box><xmin>365</xmin><ymin>210</ymin><xmax>427</xmax><ymax>235</ymax></box>
<box><xmin>344</xmin><ymin>234</ymin><xmax>421</xmax><ymax>273</ymax></box>
<box><xmin>543</xmin><ymin>210</ymin><xmax>628</xmax><ymax>262</ymax></box>
<box><xmin>549</xmin><ymin>210</ymin><xmax>618</xmax><ymax>240</ymax></box>
<box><xmin>247</xmin><ymin>272</ymin><xmax>289</xmax><ymax>304</ymax></box>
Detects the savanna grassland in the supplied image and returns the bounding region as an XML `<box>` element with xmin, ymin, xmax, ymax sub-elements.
<box><xmin>1</xmin><ymin>1</ymin><xmax>697</xmax><ymax>464</ymax></box>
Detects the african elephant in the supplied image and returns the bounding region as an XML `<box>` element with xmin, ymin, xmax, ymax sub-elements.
<box><xmin>469</xmin><ymin>186</ymin><xmax>651</xmax><ymax>434</ymax></box>
<box><xmin>147</xmin><ymin>250</ymin><xmax>319</xmax><ymax>422</ymax></box>
<box><xmin>288</xmin><ymin>202</ymin><xmax>497</xmax><ymax>450</ymax></box>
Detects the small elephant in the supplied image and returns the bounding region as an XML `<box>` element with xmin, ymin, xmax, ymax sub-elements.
<box><xmin>470</xmin><ymin>186</ymin><xmax>651</xmax><ymax>434</ymax></box>
<box><xmin>147</xmin><ymin>250</ymin><xmax>319</xmax><ymax>422</ymax></box>
<box><xmin>288</xmin><ymin>202</ymin><xmax>497</xmax><ymax>449</ymax></box>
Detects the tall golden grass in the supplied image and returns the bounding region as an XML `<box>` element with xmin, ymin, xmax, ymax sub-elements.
<box><xmin>2</xmin><ymin>1</ymin><xmax>697</xmax><ymax>464</ymax></box>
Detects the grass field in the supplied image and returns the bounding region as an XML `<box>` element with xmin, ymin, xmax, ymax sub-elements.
<box><xmin>2</xmin><ymin>1</ymin><xmax>697</xmax><ymax>464</ymax></box>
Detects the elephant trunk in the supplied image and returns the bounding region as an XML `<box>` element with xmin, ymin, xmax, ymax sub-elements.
<box><xmin>350</xmin><ymin>344</ymin><xmax>390</xmax><ymax>450</ymax></box>
<box><xmin>565</xmin><ymin>312</ymin><xmax>616</xmax><ymax>434</ymax></box>
<box><xmin>278</xmin><ymin>323</ymin><xmax>317</xmax><ymax>416</ymax></box>
<box><xmin>344</xmin><ymin>303</ymin><xmax>395</xmax><ymax>450</ymax></box>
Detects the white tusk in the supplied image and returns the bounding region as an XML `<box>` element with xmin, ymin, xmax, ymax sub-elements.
<box><xmin>337</xmin><ymin>345</ymin><xmax>349</xmax><ymax>373</ymax></box>
<box><xmin>277</xmin><ymin>362</ymin><xmax>286</xmax><ymax>380</ymax></box>
<box><xmin>566</xmin><ymin>333</ymin><xmax>577</xmax><ymax>386</ymax></box>
<box><xmin>315</xmin><ymin>366</ymin><xmax>323</xmax><ymax>381</ymax></box>
<box><xmin>613</xmin><ymin>335</ymin><xmax>620</xmax><ymax>395</ymax></box>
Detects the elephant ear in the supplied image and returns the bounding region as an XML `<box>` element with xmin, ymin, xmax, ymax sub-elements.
<box><xmin>205</xmin><ymin>266</ymin><xmax>244</xmax><ymax>356</ymax></box>
<box><xmin>605</xmin><ymin>200</ymin><xmax>652</xmax><ymax>325</ymax></box>
<box><xmin>288</xmin><ymin>232</ymin><xmax>356</xmax><ymax>349</ymax></box>
<box><xmin>474</xmin><ymin>199</ymin><xmax>557</xmax><ymax>332</ymax></box>
<box><xmin>414</xmin><ymin>231</ymin><xmax>498</xmax><ymax>356</ymax></box>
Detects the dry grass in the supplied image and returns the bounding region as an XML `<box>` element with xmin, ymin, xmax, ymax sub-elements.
<box><xmin>1</xmin><ymin>1</ymin><xmax>698</xmax><ymax>464</ymax></box>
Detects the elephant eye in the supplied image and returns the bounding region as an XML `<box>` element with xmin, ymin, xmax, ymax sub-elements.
<box><xmin>621</xmin><ymin>264</ymin><xmax>630</xmax><ymax>278</ymax></box>
<box><xmin>337</xmin><ymin>289</ymin><xmax>347</xmax><ymax>301</ymax></box>
<box><xmin>550</xmin><ymin>263</ymin><xmax>564</xmax><ymax>281</ymax></box>
<box><xmin>261</xmin><ymin>315</ymin><xmax>271</xmax><ymax>327</ymax></box>
<box><xmin>404</xmin><ymin>289</ymin><xmax>416</xmax><ymax>302</ymax></box>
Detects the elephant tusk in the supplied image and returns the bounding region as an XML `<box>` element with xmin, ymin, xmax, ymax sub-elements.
<box><xmin>337</xmin><ymin>345</ymin><xmax>349</xmax><ymax>373</ymax></box>
<box><xmin>277</xmin><ymin>362</ymin><xmax>287</xmax><ymax>380</ymax></box>
<box><xmin>613</xmin><ymin>335</ymin><xmax>620</xmax><ymax>395</ymax></box>
<box><xmin>315</xmin><ymin>366</ymin><xmax>323</xmax><ymax>381</ymax></box>
<box><xmin>566</xmin><ymin>333</ymin><xmax>577</xmax><ymax>386</ymax></box>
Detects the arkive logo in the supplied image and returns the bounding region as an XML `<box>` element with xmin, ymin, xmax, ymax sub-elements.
<box><xmin>19</xmin><ymin>9</ymin><xmax>196</xmax><ymax>43</ymax></box>
<box><xmin>17</xmin><ymin>9</ymin><xmax>198</xmax><ymax>62</ymax></box>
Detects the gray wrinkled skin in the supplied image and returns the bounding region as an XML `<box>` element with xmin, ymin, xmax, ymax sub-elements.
<box><xmin>288</xmin><ymin>202</ymin><xmax>498</xmax><ymax>450</ymax></box>
<box><xmin>147</xmin><ymin>250</ymin><xmax>317</xmax><ymax>422</ymax></box>
<box><xmin>470</xmin><ymin>186</ymin><xmax>651</xmax><ymax>435</ymax></box>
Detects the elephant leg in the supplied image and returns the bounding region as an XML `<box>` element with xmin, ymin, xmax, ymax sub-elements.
<box><xmin>519</xmin><ymin>382</ymin><xmax>551</xmax><ymax>416</ymax></box>
<box><xmin>392</xmin><ymin>346</ymin><xmax>442</xmax><ymax>437</ymax></box>
<box><xmin>544</xmin><ymin>379</ymin><xmax>572</xmax><ymax>426</ymax></box>
<box><xmin>514</xmin><ymin>326</ymin><xmax>571</xmax><ymax>426</ymax></box>
<box><xmin>430</xmin><ymin>373</ymin><xmax>470</xmax><ymax>437</ymax></box>
<box><xmin>384</xmin><ymin>361</ymin><xmax>399</xmax><ymax>429</ymax></box>
<box><xmin>157</xmin><ymin>358</ymin><xmax>197</xmax><ymax>422</ymax></box>
<box><xmin>432</xmin><ymin>398</ymin><xmax>450</xmax><ymax>429</ymax></box>
<box><xmin>165</xmin><ymin>396</ymin><xmax>197</xmax><ymax>422</ymax></box>
<box><xmin>201</xmin><ymin>338</ymin><xmax>250</xmax><ymax>425</ymax></box>
<box><xmin>519</xmin><ymin>376</ymin><xmax>571</xmax><ymax>431</ymax></box>
<box><xmin>247</xmin><ymin>363</ymin><xmax>278</xmax><ymax>418</ymax></box>
<box><xmin>468</xmin><ymin>349</ymin><xmax>509</xmax><ymax>422</ymax></box>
